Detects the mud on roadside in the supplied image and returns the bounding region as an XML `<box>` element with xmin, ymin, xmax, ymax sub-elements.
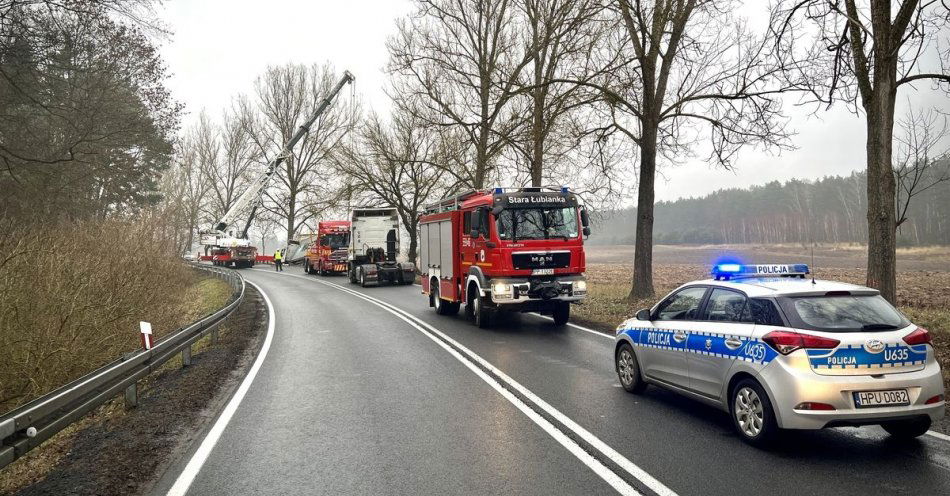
<box><xmin>7</xmin><ymin>286</ymin><xmax>267</xmax><ymax>496</ymax></box>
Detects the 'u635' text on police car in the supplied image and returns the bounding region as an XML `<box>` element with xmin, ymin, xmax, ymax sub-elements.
<box><xmin>613</xmin><ymin>264</ymin><xmax>945</xmax><ymax>447</ymax></box>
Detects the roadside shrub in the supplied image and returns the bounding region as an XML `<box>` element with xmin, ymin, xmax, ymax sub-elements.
<box><xmin>0</xmin><ymin>217</ymin><xmax>200</xmax><ymax>412</ymax></box>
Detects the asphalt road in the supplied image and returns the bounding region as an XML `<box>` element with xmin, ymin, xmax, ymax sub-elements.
<box><xmin>168</xmin><ymin>266</ymin><xmax>950</xmax><ymax>496</ymax></box>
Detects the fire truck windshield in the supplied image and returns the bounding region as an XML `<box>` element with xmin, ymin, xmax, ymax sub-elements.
<box><xmin>495</xmin><ymin>207</ymin><xmax>578</xmax><ymax>241</ymax></box>
<box><xmin>320</xmin><ymin>233</ymin><xmax>349</xmax><ymax>249</ymax></box>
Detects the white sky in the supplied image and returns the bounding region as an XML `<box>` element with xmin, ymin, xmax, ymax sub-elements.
<box><xmin>158</xmin><ymin>0</ymin><xmax>950</xmax><ymax>204</ymax></box>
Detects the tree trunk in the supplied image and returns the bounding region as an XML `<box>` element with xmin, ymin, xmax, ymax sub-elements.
<box><xmin>629</xmin><ymin>124</ymin><xmax>657</xmax><ymax>300</ymax></box>
<box><xmin>406</xmin><ymin>222</ymin><xmax>418</xmax><ymax>266</ymax></box>
<box><xmin>474</xmin><ymin>126</ymin><xmax>489</xmax><ymax>189</ymax></box>
<box><xmin>864</xmin><ymin>89</ymin><xmax>898</xmax><ymax>303</ymax></box>
<box><xmin>530</xmin><ymin>87</ymin><xmax>544</xmax><ymax>187</ymax></box>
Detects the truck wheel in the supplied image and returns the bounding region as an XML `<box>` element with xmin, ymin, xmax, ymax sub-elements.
<box><xmin>432</xmin><ymin>284</ymin><xmax>459</xmax><ymax>315</ymax></box>
<box><xmin>552</xmin><ymin>302</ymin><xmax>570</xmax><ymax>326</ymax></box>
<box><xmin>349</xmin><ymin>267</ymin><xmax>358</xmax><ymax>284</ymax></box>
<box><xmin>471</xmin><ymin>294</ymin><xmax>494</xmax><ymax>328</ymax></box>
<box><xmin>359</xmin><ymin>268</ymin><xmax>370</xmax><ymax>288</ymax></box>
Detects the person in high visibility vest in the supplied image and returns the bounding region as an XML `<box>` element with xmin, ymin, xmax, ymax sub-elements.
<box><xmin>274</xmin><ymin>249</ymin><xmax>283</xmax><ymax>272</ymax></box>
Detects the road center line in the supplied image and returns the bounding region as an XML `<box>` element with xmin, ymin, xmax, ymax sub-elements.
<box><xmin>276</xmin><ymin>271</ymin><xmax>676</xmax><ymax>496</ymax></box>
<box><xmin>166</xmin><ymin>280</ymin><xmax>276</xmax><ymax>496</ymax></box>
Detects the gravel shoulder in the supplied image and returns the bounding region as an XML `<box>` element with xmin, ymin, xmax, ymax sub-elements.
<box><xmin>9</xmin><ymin>285</ymin><xmax>267</xmax><ymax>496</ymax></box>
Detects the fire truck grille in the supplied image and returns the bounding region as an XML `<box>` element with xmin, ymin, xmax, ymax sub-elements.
<box><xmin>329</xmin><ymin>249</ymin><xmax>348</xmax><ymax>262</ymax></box>
<box><xmin>511</xmin><ymin>252</ymin><xmax>571</xmax><ymax>270</ymax></box>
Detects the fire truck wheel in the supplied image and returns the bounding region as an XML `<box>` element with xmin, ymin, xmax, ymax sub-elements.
<box><xmin>552</xmin><ymin>302</ymin><xmax>570</xmax><ymax>326</ymax></box>
<box><xmin>471</xmin><ymin>294</ymin><xmax>494</xmax><ymax>329</ymax></box>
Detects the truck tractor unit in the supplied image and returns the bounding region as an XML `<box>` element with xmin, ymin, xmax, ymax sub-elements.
<box><xmin>419</xmin><ymin>187</ymin><xmax>591</xmax><ymax>327</ymax></box>
<box><xmin>347</xmin><ymin>208</ymin><xmax>416</xmax><ymax>287</ymax></box>
<box><xmin>305</xmin><ymin>221</ymin><xmax>351</xmax><ymax>275</ymax></box>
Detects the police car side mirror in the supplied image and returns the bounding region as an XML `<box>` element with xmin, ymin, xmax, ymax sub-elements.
<box><xmin>635</xmin><ymin>308</ymin><xmax>651</xmax><ymax>321</ymax></box>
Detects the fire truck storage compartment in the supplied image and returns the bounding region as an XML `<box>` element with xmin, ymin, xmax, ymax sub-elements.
<box><xmin>421</xmin><ymin>216</ymin><xmax>456</xmax><ymax>293</ymax></box>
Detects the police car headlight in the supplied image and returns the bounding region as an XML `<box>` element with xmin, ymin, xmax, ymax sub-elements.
<box><xmin>492</xmin><ymin>282</ymin><xmax>513</xmax><ymax>299</ymax></box>
<box><xmin>574</xmin><ymin>280</ymin><xmax>587</xmax><ymax>294</ymax></box>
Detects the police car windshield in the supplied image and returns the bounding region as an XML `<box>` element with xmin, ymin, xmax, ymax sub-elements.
<box><xmin>495</xmin><ymin>207</ymin><xmax>578</xmax><ymax>241</ymax></box>
<box><xmin>781</xmin><ymin>295</ymin><xmax>908</xmax><ymax>332</ymax></box>
<box><xmin>321</xmin><ymin>233</ymin><xmax>349</xmax><ymax>249</ymax></box>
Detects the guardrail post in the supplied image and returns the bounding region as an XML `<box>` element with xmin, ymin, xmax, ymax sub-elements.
<box><xmin>182</xmin><ymin>344</ymin><xmax>192</xmax><ymax>367</ymax></box>
<box><xmin>124</xmin><ymin>383</ymin><xmax>138</xmax><ymax>409</ymax></box>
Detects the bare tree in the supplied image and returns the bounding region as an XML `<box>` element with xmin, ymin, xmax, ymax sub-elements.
<box><xmin>587</xmin><ymin>0</ymin><xmax>791</xmax><ymax>299</ymax></box>
<box><xmin>333</xmin><ymin>109</ymin><xmax>456</xmax><ymax>262</ymax></box>
<box><xmin>894</xmin><ymin>106</ymin><xmax>950</xmax><ymax>229</ymax></box>
<box><xmin>772</xmin><ymin>0</ymin><xmax>950</xmax><ymax>303</ymax></box>
<box><xmin>510</xmin><ymin>0</ymin><xmax>609</xmax><ymax>187</ymax></box>
<box><xmin>194</xmin><ymin>111</ymin><xmax>259</xmax><ymax>232</ymax></box>
<box><xmin>388</xmin><ymin>0</ymin><xmax>533</xmax><ymax>189</ymax></box>
<box><xmin>242</xmin><ymin>64</ymin><xmax>360</xmax><ymax>243</ymax></box>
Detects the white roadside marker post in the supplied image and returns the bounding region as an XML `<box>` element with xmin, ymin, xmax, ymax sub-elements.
<box><xmin>126</xmin><ymin>321</ymin><xmax>153</xmax><ymax>409</ymax></box>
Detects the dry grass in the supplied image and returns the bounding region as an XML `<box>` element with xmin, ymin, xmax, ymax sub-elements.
<box><xmin>0</xmin><ymin>219</ymin><xmax>232</xmax><ymax>494</ymax></box>
<box><xmin>0</xmin><ymin>219</ymin><xmax>231</xmax><ymax>413</ymax></box>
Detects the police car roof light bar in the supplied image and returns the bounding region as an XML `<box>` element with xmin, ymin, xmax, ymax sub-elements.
<box><xmin>712</xmin><ymin>264</ymin><xmax>810</xmax><ymax>281</ymax></box>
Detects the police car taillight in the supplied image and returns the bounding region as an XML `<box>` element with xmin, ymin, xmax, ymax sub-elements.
<box><xmin>902</xmin><ymin>327</ymin><xmax>932</xmax><ymax>346</ymax></box>
<box><xmin>794</xmin><ymin>402</ymin><xmax>836</xmax><ymax>411</ymax></box>
<box><xmin>762</xmin><ymin>331</ymin><xmax>840</xmax><ymax>355</ymax></box>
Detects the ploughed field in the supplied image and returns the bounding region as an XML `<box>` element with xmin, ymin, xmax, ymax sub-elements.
<box><xmin>575</xmin><ymin>244</ymin><xmax>950</xmax><ymax>393</ymax></box>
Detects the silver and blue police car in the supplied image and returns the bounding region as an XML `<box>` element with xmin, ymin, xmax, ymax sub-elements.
<box><xmin>613</xmin><ymin>263</ymin><xmax>945</xmax><ymax>447</ymax></box>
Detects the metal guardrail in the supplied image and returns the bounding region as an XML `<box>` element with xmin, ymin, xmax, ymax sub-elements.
<box><xmin>0</xmin><ymin>263</ymin><xmax>245</xmax><ymax>470</ymax></box>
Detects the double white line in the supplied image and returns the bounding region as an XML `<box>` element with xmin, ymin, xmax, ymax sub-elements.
<box><xmin>302</xmin><ymin>274</ymin><xmax>677</xmax><ymax>496</ymax></box>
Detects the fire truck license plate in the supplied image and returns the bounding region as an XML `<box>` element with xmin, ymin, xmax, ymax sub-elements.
<box><xmin>532</xmin><ymin>268</ymin><xmax>554</xmax><ymax>275</ymax></box>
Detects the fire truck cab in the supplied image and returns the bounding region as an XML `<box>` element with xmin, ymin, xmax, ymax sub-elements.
<box><xmin>419</xmin><ymin>187</ymin><xmax>590</xmax><ymax>327</ymax></box>
<box><xmin>304</xmin><ymin>221</ymin><xmax>350</xmax><ymax>275</ymax></box>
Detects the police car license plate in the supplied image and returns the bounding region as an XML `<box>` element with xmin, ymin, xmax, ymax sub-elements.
<box><xmin>852</xmin><ymin>389</ymin><xmax>910</xmax><ymax>408</ymax></box>
<box><xmin>532</xmin><ymin>268</ymin><xmax>554</xmax><ymax>275</ymax></box>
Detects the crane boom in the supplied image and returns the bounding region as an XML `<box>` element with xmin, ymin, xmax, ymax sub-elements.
<box><xmin>200</xmin><ymin>70</ymin><xmax>355</xmax><ymax>247</ymax></box>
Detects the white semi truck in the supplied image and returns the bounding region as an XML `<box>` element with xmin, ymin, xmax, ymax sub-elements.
<box><xmin>347</xmin><ymin>207</ymin><xmax>416</xmax><ymax>287</ymax></box>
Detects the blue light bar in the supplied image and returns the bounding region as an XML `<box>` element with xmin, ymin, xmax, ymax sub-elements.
<box><xmin>712</xmin><ymin>264</ymin><xmax>809</xmax><ymax>280</ymax></box>
<box><xmin>561</xmin><ymin>186</ymin><xmax>570</xmax><ymax>193</ymax></box>
<box><xmin>494</xmin><ymin>187</ymin><xmax>504</xmax><ymax>194</ymax></box>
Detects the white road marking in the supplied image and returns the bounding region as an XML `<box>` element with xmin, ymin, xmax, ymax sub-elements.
<box><xmin>927</xmin><ymin>430</ymin><xmax>950</xmax><ymax>442</ymax></box>
<box><xmin>278</xmin><ymin>271</ymin><xmax>676</xmax><ymax>496</ymax></box>
<box><xmin>166</xmin><ymin>280</ymin><xmax>276</xmax><ymax>496</ymax></box>
<box><xmin>530</xmin><ymin>312</ymin><xmax>613</xmax><ymax>340</ymax></box>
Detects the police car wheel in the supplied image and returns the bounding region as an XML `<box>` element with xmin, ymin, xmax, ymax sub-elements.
<box><xmin>615</xmin><ymin>344</ymin><xmax>646</xmax><ymax>394</ymax></box>
<box><xmin>880</xmin><ymin>417</ymin><xmax>931</xmax><ymax>439</ymax></box>
<box><xmin>730</xmin><ymin>379</ymin><xmax>778</xmax><ymax>447</ymax></box>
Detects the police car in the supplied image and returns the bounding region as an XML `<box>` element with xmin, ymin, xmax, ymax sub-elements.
<box><xmin>613</xmin><ymin>264</ymin><xmax>945</xmax><ymax>447</ymax></box>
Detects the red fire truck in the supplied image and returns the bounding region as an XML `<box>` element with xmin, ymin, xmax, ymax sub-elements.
<box><xmin>419</xmin><ymin>187</ymin><xmax>590</xmax><ymax>327</ymax></box>
<box><xmin>304</xmin><ymin>221</ymin><xmax>351</xmax><ymax>275</ymax></box>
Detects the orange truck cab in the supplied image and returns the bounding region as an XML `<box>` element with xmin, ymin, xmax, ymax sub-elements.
<box><xmin>304</xmin><ymin>221</ymin><xmax>350</xmax><ymax>275</ymax></box>
<box><xmin>419</xmin><ymin>187</ymin><xmax>590</xmax><ymax>327</ymax></box>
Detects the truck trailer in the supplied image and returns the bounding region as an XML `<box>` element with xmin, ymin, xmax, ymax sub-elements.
<box><xmin>347</xmin><ymin>208</ymin><xmax>416</xmax><ymax>286</ymax></box>
<box><xmin>419</xmin><ymin>187</ymin><xmax>590</xmax><ymax>327</ymax></box>
<box><xmin>305</xmin><ymin>221</ymin><xmax>350</xmax><ymax>275</ymax></box>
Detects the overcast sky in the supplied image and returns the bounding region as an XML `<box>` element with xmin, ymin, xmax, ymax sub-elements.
<box><xmin>158</xmin><ymin>0</ymin><xmax>950</xmax><ymax>204</ymax></box>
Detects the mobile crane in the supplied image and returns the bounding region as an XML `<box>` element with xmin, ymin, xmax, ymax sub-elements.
<box><xmin>198</xmin><ymin>71</ymin><xmax>355</xmax><ymax>266</ymax></box>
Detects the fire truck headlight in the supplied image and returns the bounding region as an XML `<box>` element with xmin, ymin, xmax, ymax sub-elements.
<box><xmin>573</xmin><ymin>280</ymin><xmax>587</xmax><ymax>294</ymax></box>
<box><xmin>492</xmin><ymin>282</ymin><xmax>513</xmax><ymax>299</ymax></box>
